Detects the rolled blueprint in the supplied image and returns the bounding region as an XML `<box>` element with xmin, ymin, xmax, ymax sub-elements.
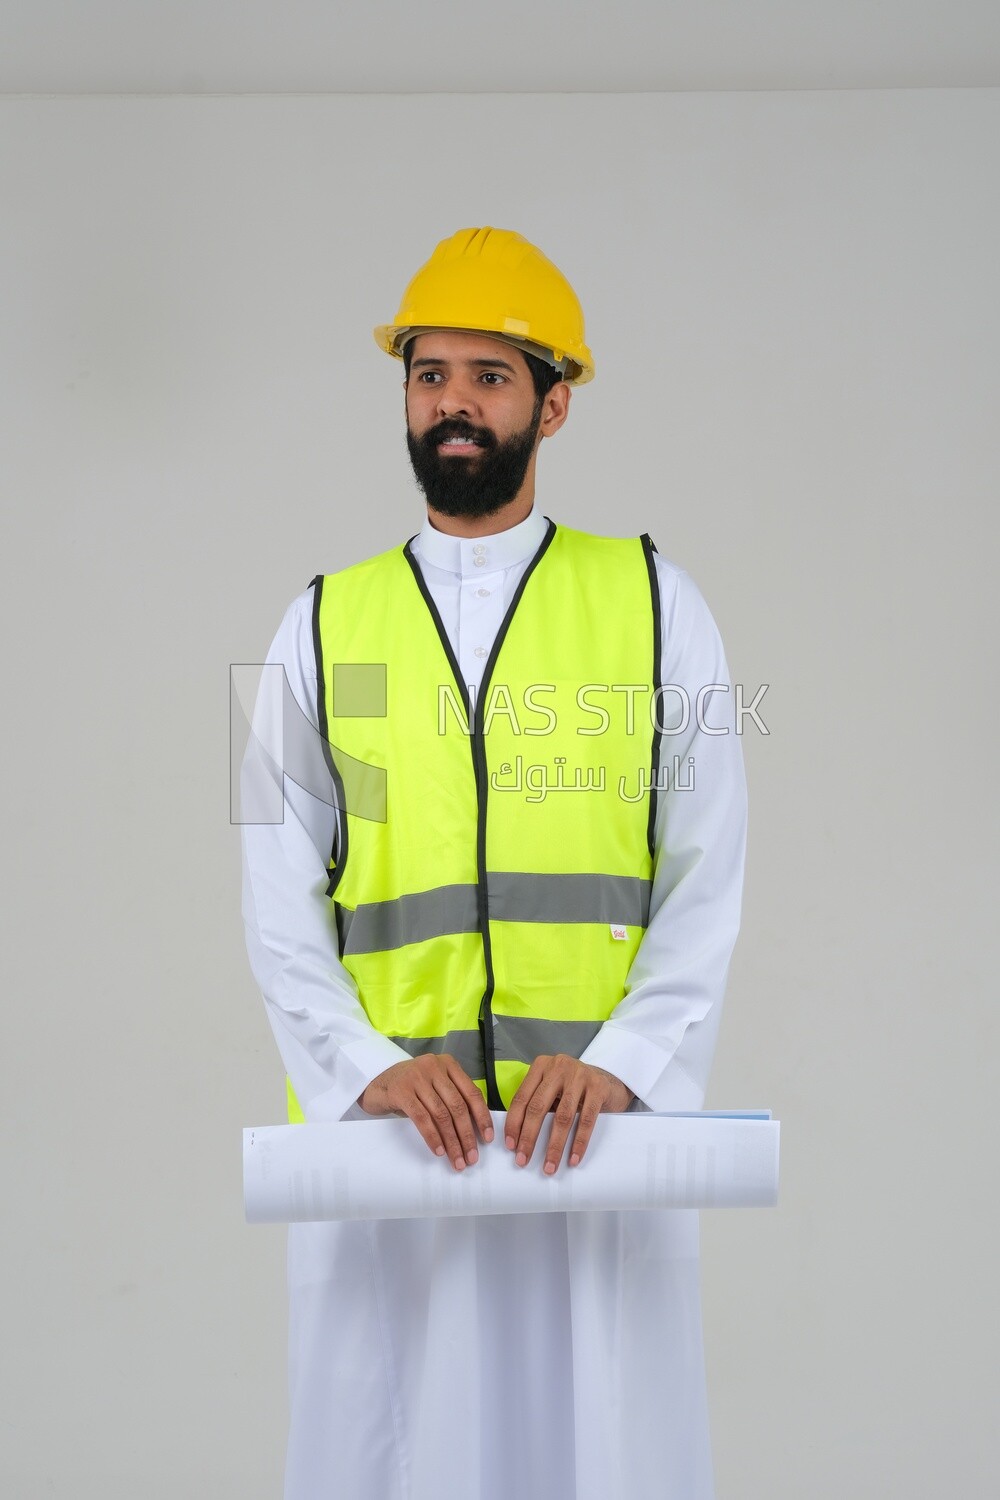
<box><xmin>244</xmin><ymin>1110</ymin><xmax>779</xmax><ymax>1223</ymax></box>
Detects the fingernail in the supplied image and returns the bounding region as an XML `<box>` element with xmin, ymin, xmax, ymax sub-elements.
<box><xmin>544</xmin><ymin>1162</ymin><xmax>556</xmax><ymax>1175</ymax></box>
<box><xmin>454</xmin><ymin>1157</ymin><xmax>465</xmax><ymax>1171</ymax></box>
<box><xmin>484</xmin><ymin>1127</ymin><xmax>494</xmax><ymax>1141</ymax></box>
<box><xmin>505</xmin><ymin>1137</ymin><xmax>514</xmax><ymax>1150</ymax></box>
<box><xmin>569</xmin><ymin>1154</ymin><xmax>580</xmax><ymax>1166</ymax></box>
<box><xmin>435</xmin><ymin>1146</ymin><xmax>445</xmax><ymax>1156</ymax></box>
<box><xmin>515</xmin><ymin>1152</ymin><xmax>527</xmax><ymax>1167</ymax></box>
<box><xmin>466</xmin><ymin>1149</ymin><xmax>478</xmax><ymax>1165</ymax></box>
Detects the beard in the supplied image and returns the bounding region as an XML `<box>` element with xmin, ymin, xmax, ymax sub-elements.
<box><xmin>406</xmin><ymin>399</ymin><xmax>543</xmax><ymax>519</ymax></box>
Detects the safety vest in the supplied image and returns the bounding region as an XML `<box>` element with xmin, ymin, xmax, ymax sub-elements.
<box><xmin>288</xmin><ymin>518</ymin><xmax>663</xmax><ymax>1119</ymax></box>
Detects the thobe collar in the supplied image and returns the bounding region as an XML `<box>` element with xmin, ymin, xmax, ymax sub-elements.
<box><xmin>411</xmin><ymin>503</ymin><xmax>549</xmax><ymax>578</ymax></box>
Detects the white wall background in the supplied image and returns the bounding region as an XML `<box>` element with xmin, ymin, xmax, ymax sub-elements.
<box><xmin>1</xmin><ymin>89</ymin><xmax>997</xmax><ymax>1497</ymax></box>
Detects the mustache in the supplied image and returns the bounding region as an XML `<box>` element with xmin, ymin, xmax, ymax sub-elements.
<box><xmin>422</xmin><ymin>421</ymin><xmax>497</xmax><ymax>449</ymax></box>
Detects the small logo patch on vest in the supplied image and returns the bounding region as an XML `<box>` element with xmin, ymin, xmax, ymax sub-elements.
<box><xmin>610</xmin><ymin>924</ymin><xmax>629</xmax><ymax>941</ymax></box>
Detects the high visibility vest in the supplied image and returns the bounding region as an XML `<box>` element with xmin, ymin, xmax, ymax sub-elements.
<box><xmin>287</xmin><ymin>519</ymin><xmax>663</xmax><ymax>1119</ymax></box>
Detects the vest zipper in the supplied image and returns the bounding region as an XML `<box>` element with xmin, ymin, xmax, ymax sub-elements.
<box><xmin>639</xmin><ymin>533</ymin><xmax>663</xmax><ymax>861</ymax></box>
<box><xmin>470</xmin><ymin>718</ymin><xmax>503</xmax><ymax>1110</ymax></box>
<box><xmin>403</xmin><ymin>520</ymin><xmax>557</xmax><ymax>1111</ymax></box>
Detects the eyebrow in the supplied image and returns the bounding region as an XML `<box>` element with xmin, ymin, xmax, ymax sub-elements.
<box><xmin>410</xmin><ymin>356</ymin><xmax>520</xmax><ymax>375</ymax></box>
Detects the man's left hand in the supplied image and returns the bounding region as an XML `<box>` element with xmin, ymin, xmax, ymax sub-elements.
<box><xmin>504</xmin><ymin>1055</ymin><xmax>634</xmax><ymax>1175</ymax></box>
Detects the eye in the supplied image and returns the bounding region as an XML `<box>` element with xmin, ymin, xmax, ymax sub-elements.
<box><xmin>481</xmin><ymin>371</ymin><xmax>505</xmax><ymax>385</ymax></box>
<box><xmin>417</xmin><ymin>370</ymin><xmax>443</xmax><ymax>384</ymax></box>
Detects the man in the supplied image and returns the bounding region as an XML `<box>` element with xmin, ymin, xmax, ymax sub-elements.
<box><xmin>242</xmin><ymin>226</ymin><xmax>747</xmax><ymax>1500</ymax></box>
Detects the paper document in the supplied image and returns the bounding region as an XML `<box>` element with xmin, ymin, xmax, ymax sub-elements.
<box><xmin>243</xmin><ymin>1110</ymin><xmax>779</xmax><ymax>1223</ymax></box>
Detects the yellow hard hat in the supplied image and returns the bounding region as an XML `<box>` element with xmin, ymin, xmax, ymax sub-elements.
<box><xmin>374</xmin><ymin>226</ymin><xmax>594</xmax><ymax>385</ymax></box>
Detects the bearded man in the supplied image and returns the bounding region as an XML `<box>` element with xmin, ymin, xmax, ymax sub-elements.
<box><xmin>242</xmin><ymin>226</ymin><xmax>747</xmax><ymax>1500</ymax></box>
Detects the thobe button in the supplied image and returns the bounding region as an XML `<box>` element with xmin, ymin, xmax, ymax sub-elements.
<box><xmin>473</xmin><ymin>556</ymin><xmax>486</xmax><ymax>567</ymax></box>
<box><xmin>474</xmin><ymin>646</ymin><xmax>487</xmax><ymax>658</ymax></box>
<box><xmin>476</xmin><ymin>588</ymin><xmax>490</xmax><ymax>597</ymax></box>
<box><xmin>473</xmin><ymin>544</ymin><xmax>486</xmax><ymax>554</ymax></box>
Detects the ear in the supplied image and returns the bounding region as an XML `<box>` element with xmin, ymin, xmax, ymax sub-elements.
<box><xmin>540</xmin><ymin>381</ymin><xmax>571</xmax><ymax>439</ymax></box>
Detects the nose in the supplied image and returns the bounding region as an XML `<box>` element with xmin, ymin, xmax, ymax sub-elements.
<box><xmin>435</xmin><ymin>374</ymin><xmax>480</xmax><ymax>419</ymax></box>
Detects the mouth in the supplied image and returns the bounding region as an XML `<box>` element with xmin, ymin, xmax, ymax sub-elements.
<box><xmin>434</xmin><ymin>432</ymin><xmax>491</xmax><ymax>453</ymax></box>
<box><xmin>430</xmin><ymin>422</ymin><xmax>494</xmax><ymax>457</ymax></box>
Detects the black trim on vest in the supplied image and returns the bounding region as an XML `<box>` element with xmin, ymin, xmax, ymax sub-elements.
<box><xmin>639</xmin><ymin>535</ymin><xmax>663</xmax><ymax>860</ymax></box>
<box><xmin>472</xmin><ymin>518</ymin><xmax>556</xmax><ymax>1109</ymax></box>
<box><xmin>403</xmin><ymin>518</ymin><xmax>557</xmax><ymax>1111</ymax></box>
<box><xmin>310</xmin><ymin>575</ymin><xmax>350</xmax><ymax>900</ymax></box>
<box><xmin>401</xmin><ymin>542</ymin><xmax>471</xmax><ymax>719</ymax></box>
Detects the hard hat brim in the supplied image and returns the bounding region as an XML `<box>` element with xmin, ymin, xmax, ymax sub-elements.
<box><xmin>373</xmin><ymin>321</ymin><xmax>594</xmax><ymax>386</ymax></box>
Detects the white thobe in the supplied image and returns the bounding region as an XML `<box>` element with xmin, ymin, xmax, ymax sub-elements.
<box><xmin>242</xmin><ymin>504</ymin><xmax>748</xmax><ymax>1500</ymax></box>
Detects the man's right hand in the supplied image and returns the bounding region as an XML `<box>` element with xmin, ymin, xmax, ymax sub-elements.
<box><xmin>358</xmin><ymin>1055</ymin><xmax>495</xmax><ymax>1171</ymax></box>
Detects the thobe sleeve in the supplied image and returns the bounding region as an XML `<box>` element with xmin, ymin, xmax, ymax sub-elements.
<box><xmin>580</xmin><ymin>558</ymin><xmax>749</xmax><ymax>1111</ymax></box>
<box><xmin>240</xmin><ymin>587</ymin><xmax>412</xmax><ymax>1123</ymax></box>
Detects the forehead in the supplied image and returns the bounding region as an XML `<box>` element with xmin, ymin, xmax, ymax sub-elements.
<box><xmin>407</xmin><ymin>329</ymin><xmax>530</xmax><ymax>373</ymax></box>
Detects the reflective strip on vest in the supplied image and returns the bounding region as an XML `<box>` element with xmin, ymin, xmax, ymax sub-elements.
<box><xmin>389</xmin><ymin>1029</ymin><xmax>484</xmax><ymax>1078</ymax></box>
<box><xmin>339</xmin><ymin>883</ymin><xmax>479</xmax><ymax>954</ymax></box>
<box><xmin>492</xmin><ymin>1016</ymin><xmax>604</xmax><ymax>1064</ymax></box>
<box><xmin>339</xmin><ymin>873</ymin><xmax>652</xmax><ymax>955</ymax></box>
<box><xmin>388</xmin><ymin>1018</ymin><xmax>604</xmax><ymax>1071</ymax></box>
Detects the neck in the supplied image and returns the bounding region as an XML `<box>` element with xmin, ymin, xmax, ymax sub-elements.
<box><xmin>425</xmin><ymin>471</ymin><xmax>537</xmax><ymax>538</ymax></box>
<box><xmin>425</xmin><ymin>499</ymin><xmax>531</xmax><ymax>538</ymax></box>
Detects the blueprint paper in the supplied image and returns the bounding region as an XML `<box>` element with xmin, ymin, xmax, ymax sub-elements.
<box><xmin>243</xmin><ymin>1110</ymin><xmax>780</xmax><ymax>1223</ymax></box>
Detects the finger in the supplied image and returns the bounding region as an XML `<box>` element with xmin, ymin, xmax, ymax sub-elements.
<box><xmin>567</xmin><ymin>1088</ymin><xmax>604</xmax><ymax>1166</ymax></box>
<box><xmin>504</xmin><ymin>1058</ymin><xmax>549</xmax><ymax>1154</ymax></box>
<box><xmin>512</xmin><ymin>1068</ymin><xmax>565</xmax><ymax>1167</ymax></box>
<box><xmin>542</xmin><ymin>1080</ymin><xmax>585</xmax><ymax>1176</ymax></box>
<box><xmin>400</xmin><ymin>1058</ymin><xmax>467</xmax><ymax>1168</ymax></box>
<box><xmin>433</xmin><ymin>1076</ymin><xmax>484</xmax><ymax>1166</ymax></box>
<box><xmin>398</xmin><ymin>1088</ymin><xmax>451</xmax><ymax>1161</ymax></box>
<box><xmin>445</xmin><ymin>1060</ymin><xmax>495</xmax><ymax>1147</ymax></box>
<box><xmin>422</xmin><ymin>1084</ymin><xmax>471</xmax><ymax>1171</ymax></box>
